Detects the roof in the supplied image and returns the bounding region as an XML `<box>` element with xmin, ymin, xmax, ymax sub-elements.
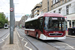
<box><xmin>32</xmin><ymin>4</ymin><xmax>42</xmax><ymax>11</ymax></box>
<box><xmin>25</xmin><ymin>15</ymin><xmax>40</xmax><ymax>22</ymax></box>
<box><xmin>41</xmin><ymin>13</ymin><xmax>65</xmax><ymax>17</ymax></box>
<box><xmin>25</xmin><ymin>13</ymin><xmax>65</xmax><ymax>22</ymax></box>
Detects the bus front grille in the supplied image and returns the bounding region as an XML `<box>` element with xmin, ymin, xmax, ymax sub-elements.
<box><xmin>49</xmin><ymin>33</ymin><xmax>62</xmax><ymax>36</ymax></box>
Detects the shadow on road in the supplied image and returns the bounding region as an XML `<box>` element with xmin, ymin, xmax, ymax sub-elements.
<box><xmin>26</xmin><ymin>35</ymin><xmax>63</xmax><ymax>43</ymax></box>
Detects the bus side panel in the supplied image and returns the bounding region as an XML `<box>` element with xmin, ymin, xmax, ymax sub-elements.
<box><xmin>35</xmin><ymin>30</ymin><xmax>42</xmax><ymax>38</ymax></box>
<box><xmin>25</xmin><ymin>30</ymin><xmax>27</xmax><ymax>34</ymax></box>
<box><xmin>29</xmin><ymin>30</ymin><xmax>36</xmax><ymax>37</ymax></box>
<box><xmin>25</xmin><ymin>29</ymin><xmax>43</xmax><ymax>39</ymax></box>
<box><xmin>25</xmin><ymin>29</ymin><xmax>36</xmax><ymax>37</ymax></box>
<box><xmin>38</xmin><ymin>31</ymin><xmax>43</xmax><ymax>39</ymax></box>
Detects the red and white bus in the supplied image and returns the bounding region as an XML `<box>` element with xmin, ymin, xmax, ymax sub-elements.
<box><xmin>25</xmin><ymin>13</ymin><xmax>66</xmax><ymax>40</ymax></box>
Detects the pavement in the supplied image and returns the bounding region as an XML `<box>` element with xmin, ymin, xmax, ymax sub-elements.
<box><xmin>1</xmin><ymin>29</ymin><xmax>22</xmax><ymax>50</ymax></box>
<box><xmin>1</xmin><ymin>29</ymin><xmax>75</xmax><ymax>50</ymax></box>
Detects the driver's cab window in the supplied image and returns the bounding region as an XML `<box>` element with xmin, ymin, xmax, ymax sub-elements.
<box><xmin>39</xmin><ymin>17</ymin><xmax>43</xmax><ymax>32</ymax></box>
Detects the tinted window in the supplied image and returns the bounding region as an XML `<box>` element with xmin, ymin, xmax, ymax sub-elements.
<box><xmin>25</xmin><ymin>19</ymin><xmax>39</xmax><ymax>29</ymax></box>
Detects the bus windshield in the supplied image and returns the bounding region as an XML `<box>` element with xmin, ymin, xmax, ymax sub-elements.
<box><xmin>44</xmin><ymin>17</ymin><xmax>66</xmax><ymax>31</ymax></box>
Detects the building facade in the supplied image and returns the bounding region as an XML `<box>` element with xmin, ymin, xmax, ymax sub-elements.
<box><xmin>31</xmin><ymin>2</ymin><xmax>42</xmax><ymax>18</ymax></box>
<box><xmin>41</xmin><ymin>0</ymin><xmax>75</xmax><ymax>28</ymax></box>
<box><xmin>19</xmin><ymin>15</ymin><xmax>28</xmax><ymax>27</ymax></box>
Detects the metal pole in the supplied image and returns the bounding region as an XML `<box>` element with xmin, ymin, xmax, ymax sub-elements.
<box><xmin>47</xmin><ymin>0</ymin><xmax>49</xmax><ymax>12</ymax></box>
<box><xmin>10</xmin><ymin>0</ymin><xmax>15</xmax><ymax>44</ymax></box>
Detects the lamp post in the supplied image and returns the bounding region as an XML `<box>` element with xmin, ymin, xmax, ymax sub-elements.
<box><xmin>10</xmin><ymin>0</ymin><xmax>15</xmax><ymax>44</ymax></box>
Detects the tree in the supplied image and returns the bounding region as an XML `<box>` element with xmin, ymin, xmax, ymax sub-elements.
<box><xmin>0</xmin><ymin>12</ymin><xmax>8</xmax><ymax>28</ymax></box>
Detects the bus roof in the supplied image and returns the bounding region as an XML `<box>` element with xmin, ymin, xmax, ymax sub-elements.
<box><xmin>25</xmin><ymin>13</ymin><xmax>65</xmax><ymax>22</ymax></box>
<box><xmin>41</xmin><ymin>13</ymin><xmax>65</xmax><ymax>17</ymax></box>
<box><xmin>25</xmin><ymin>15</ymin><xmax>40</xmax><ymax>22</ymax></box>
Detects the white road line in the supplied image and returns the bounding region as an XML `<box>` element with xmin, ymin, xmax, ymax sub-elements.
<box><xmin>56</xmin><ymin>42</ymin><xmax>75</xmax><ymax>49</ymax></box>
<box><xmin>0</xmin><ymin>39</ymin><xmax>4</xmax><ymax>43</ymax></box>
<box><xmin>61</xmin><ymin>43</ymin><xmax>75</xmax><ymax>49</ymax></box>
<box><xmin>16</xmin><ymin>29</ymin><xmax>32</xmax><ymax>50</ymax></box>
<box><xmin>0</xmin><ymin>33</ymin><xmax>9</xmax><ymax>43</ymax></box>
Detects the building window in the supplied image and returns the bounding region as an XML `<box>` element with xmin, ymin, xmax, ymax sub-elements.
<box><xmin>34</xmin><ymin>11</ymin><xmax>37</xmax><ymax>14</ymax></box>
<box><xmin>54</xmin><ymin>11</ymin><xmax>56</xmax><ymax>13</ymax></box>
<box><xmin>56</xmin><ymin>0</ymin><xmax>59</xmax><ymax>3</ymax></box>
<box><xmin>59</xmin><ymin>8</ymin><xmax>62</xmax><ymax>13</ymax></box>
<box><xmin>37</xmin><ymin>14</ymin><xmax>39</xmax><ymax>16</ymax></box>
<box><xmin>67</xmin><ymin>0</ymin><xmax>70</xmax><ymax>2</ymax></box>
<box><xmin>37</xmin><ymin>10</ymin><xmax>39</xmax><ymax>12</ymax></box>
<box><xmin>66</xmin><ymin>5</ymin><xmax>69</xmax><ymax>15</ymax></box>
<box><xmin>62</xmin><ymin>0</ymin><xmax>65</xmax><ymax>3</ymax></box>
<box><xmin>58</xmin><ymin>0</ymin><xmax>60</xmax><ymax>1</ymax></box>
<box><xmin>66</xmin><ymin>5</ymin><xmax>70</xmax><ymax>15</ymax></box>
<box><xmin>53</xmin><ymin>0</ymin><xmax>56</xmax><ymax>4</ymax></box>
<box><xmin>34</xmin><ymin>10</ymin><xmax>39</xmax><ymax>14</ymax></box>
<box><xmin>34</xmin><ymin>14</ymin><xmax>37</xmax><ymax>17</ymax></box>
<box><xmin>52</xmin><ymin>0</ymin><xmax>60</xmax><ymax>6</ymax></box>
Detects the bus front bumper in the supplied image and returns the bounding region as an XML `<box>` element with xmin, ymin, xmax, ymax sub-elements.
<box><xmin>39</xmin><ymin>34</ymin><xmax>66</xmax><ymax>40</ymax></box>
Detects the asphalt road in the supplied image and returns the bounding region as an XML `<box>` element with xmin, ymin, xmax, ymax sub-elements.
<box><xmin>0</xmin><ymin>28</ymin><xmax>9</xmax><ymax>50</ymax></box>
<box><xmin>17</xmin><ymin>28</ymin><xmax>75</xmax><ymax>50</ymax></box>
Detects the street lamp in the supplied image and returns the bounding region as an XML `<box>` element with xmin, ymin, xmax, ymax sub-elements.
<box><xmin>10</xmin><ymin>0</ymin><xmax>15</xmax><ymax>44</ymax></box>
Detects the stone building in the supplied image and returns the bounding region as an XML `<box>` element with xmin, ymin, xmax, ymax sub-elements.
<box><xmin>31</xmin><ymin>2</ymin><xmax>42</xmax><ymax>18</ymax></box>
<box><xmin>19</xmin><ymin>15</ymin><xmax>28</xmax><ymax>27</ymax></box>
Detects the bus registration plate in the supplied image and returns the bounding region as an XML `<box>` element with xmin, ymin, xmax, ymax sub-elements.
<box><xmin>54</xmin><ymin>37</ymin><xmax>58</xmax><ymax>39</ymax></box>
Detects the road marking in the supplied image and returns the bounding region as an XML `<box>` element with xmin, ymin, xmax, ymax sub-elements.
<box><xmin>56</xmin><ymin>42</ymin><xmax>75</xmax><ymax>49</ymax></box>
<box><xmin>61</xmin><ymin>43</ymin><xmax>75</xmax><ymax>49</ymax></box>
<box><xmin>0</xmin><ymin>33</ymin><xmax>9</xmax><ymax>43</ymax></box>
<box><xmin>16</xmin><ymin>29</ymin><xmax>32</xmax><ymax>50</ymax></box>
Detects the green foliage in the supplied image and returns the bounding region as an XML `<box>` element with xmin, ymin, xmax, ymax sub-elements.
<box><xmin>5</xmin><ymin>19</ymin><xmax>8</xmax><ymax>23</ymax></box>
<box><xmin>0</xmin><ymin>13</ymin><xmax>8</xmax><ymax>28</ymax></box>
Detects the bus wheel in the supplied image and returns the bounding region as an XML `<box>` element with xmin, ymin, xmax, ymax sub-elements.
<box><xmin>36</xmin><ymin>33</ymin><xmax>39</xmax><ymax>39</ymax></box>
<box><xmin>26</xmin><ymin>31</ymin><xmax>29</xmax><ymax>36</ymax></box>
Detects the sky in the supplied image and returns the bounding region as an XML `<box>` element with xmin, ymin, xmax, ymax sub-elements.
<box><xmin>0</xmin><ymin>0</ymin><xmax>42</xmax><ymax>21</ymax></box>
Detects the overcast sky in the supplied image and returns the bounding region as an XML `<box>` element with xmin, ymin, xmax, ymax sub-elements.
<box><xmin>0</xmin><ymin>0</ymin><xmax>42</xmax><ymax>21</ymax></box>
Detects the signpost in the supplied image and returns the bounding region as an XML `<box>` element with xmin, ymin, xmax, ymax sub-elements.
<box><xmin>10</xmin><ymin>8</ymin><xmax>14</xmax><ymax>12</ymax></box>
<box><xmin>10</xmin><ymin>0</ymin><xmax>15</xmax><ymax>44</ymax></box>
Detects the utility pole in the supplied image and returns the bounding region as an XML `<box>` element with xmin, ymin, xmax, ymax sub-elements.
<box><xmin>47</xmin><ymin>0</ymin><xmax>49</xmax><ymax>12</ymax></box>
<box><xmin>10</xmin><ymin>0</ymin><xmax>15</xmax><ymax>44</ymax></box>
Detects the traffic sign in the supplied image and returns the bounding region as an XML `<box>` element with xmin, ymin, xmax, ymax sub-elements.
<box><xmin>10</xmin><ymin>8</ymin><xmax>14</xmax><ymax>12</ymax></box>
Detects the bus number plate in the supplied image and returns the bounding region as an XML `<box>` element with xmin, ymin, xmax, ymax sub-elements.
<box><xmin>54</xmin><ymin>37</ymin><xmax>58</xmax><ymax>39</ymax></box>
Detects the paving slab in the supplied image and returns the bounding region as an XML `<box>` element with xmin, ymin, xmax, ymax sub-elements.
<box><xmin>2</xmin><ymin>30</ymin><xmax>22</xmax><ymax>50</ymax></box>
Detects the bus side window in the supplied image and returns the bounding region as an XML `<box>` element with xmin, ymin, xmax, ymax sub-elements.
<box><xmin>39</xmin><ymin>17</ymin><xmax>43</xmax><ymax>32</ymax></box>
